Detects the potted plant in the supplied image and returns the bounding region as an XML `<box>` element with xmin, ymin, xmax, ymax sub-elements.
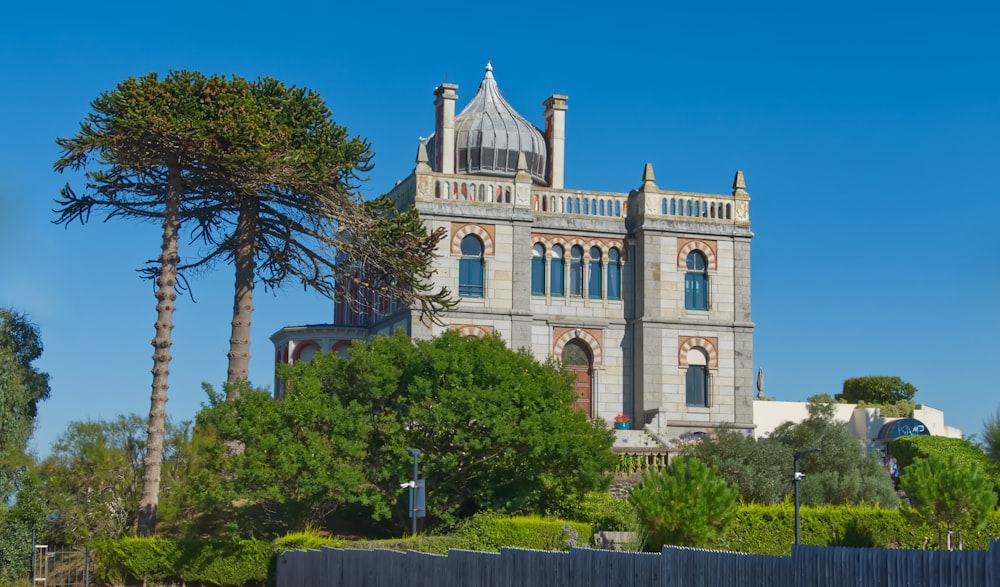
<box><xmin>614</xmin><ymin>414</ymin><xmax>631</xmax><ymax>430</ymax></box>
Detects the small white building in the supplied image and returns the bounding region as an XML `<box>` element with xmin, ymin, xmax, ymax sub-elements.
<box><xmin>753</xmin><ymin>400</ymin><xmax>962</xmax><ymax>447</ymax></box>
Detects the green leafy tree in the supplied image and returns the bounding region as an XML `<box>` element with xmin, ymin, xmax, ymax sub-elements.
<box><xmin>36</xmin><ymin>415</ymin><xmax>193</xmax><ymax>543</ymax></box>
<box><xmin>837</xmin><ymin>376</ymin><xmax>917</xmax><ymax>404</ymax></box>
<box><xmin>899</xmin><ymin>454</ymin><xmax>998</xmax><ymax>549</ymax></box>
<box><xmin>983</xmin><ymin>406</ymin><xmax>1000</xmax><ymax>466</ymax></box>
<box><xmin>683</xmin><ymin>428</ymin><xmax>793</xmax><ymax>504</ymax></box>
<box><xmin>54</xmin><ymin>72</ymin><xmax>450</xmax><ymax>534</ymax></box>
<box><xmin>196</xmin><ymin>331</ymin><xmax>615</xmax><ymax>536</ymax></box>
<box><xmin>190</xmin><ymin>381</ymin><xmax>370</xmax><ymax>537</ymax></box>
<box><xmin>628</xmin><ymin>456</ymin><xmax>738</xmax><ymax>549</ymax></box>
<box><xmin>0</xmin><ymin>308</ymin><xmax>51</xmax><ymax>497</ymax></box>
<box><xmin>769</xmin><ymin>395</ymin><xmax>897</xmax><ymax>506</ymax></box>
<box><xmin>0</xmin><ymin>474</ymin><xmax>46</xmax><ymax>583</ymax></box>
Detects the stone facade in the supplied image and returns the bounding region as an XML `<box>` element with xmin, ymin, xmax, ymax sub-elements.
<box><xmin>270</xmin><ymin>64</ymin><xmax>756</xmax><ymax>439</ymax></box>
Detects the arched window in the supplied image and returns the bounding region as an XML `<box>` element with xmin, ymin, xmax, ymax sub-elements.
<box><xmin>550</xmin><ymin>245</ymin><xmax>565</xmax><ymax>297</ymax></box>
<box><xmin>459</xmin><ymin>235</ymin><xmax>485</xmax><ymax>298</ymax></box>
<box><xmin>685</xmin><ymin>348</ymin><xmax>710</xmax><ymax>406</ymax></box>
<box><xmin>608</xmin><ymin>247</ymin><xmax>622</xmax><ymax>300</ymax></box>
<box><xmin>531</xmin><ymin>243</ymin><xmax>546</xmax><ymax>296</ymax></box>
<box><xmin>569</xmin><ymin>245</ymin><xmax>584</xmax><ymax>296</ymax></box>
<box><xmin>685</xmin><ymin>250</ymin><xmax>708</xmax><ymax>310</ymax></box>
<box><xmin>587</xmin><ymin>246</ymin><xmax>602</xmax><ymax>299</ymax></box>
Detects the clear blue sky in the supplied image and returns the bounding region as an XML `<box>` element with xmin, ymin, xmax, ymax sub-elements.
<box><xmin>2</xmin><ymin>1</ymin><xmax>997</xmax><ymax>456</ymax></box>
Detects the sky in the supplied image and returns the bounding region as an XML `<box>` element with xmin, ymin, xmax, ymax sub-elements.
<box><xmin>1</xmin><ymin>1</ymin><xmax>997</xmax><ymax>457</ymax></box>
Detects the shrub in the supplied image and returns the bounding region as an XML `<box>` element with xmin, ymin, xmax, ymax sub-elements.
<box><xmin>551</xmin><ymin>491</ymin><xmax>637</xmax><ymax>532</ymax></box>
<box><xmin>890</xmin><ymin>435</ymin><xmax>1000</xmax><ymax>495</ymax></box>
<box><xmin>92</xmin><ymin>537</ymin><xmax>271</xmax><ymax>586</ymax></box>
<box><xmin>453</xmin><ymin>512</ymin><xmax>590</xmax><ymax>551</ymax></box>
<box><xmin>629</xmin><ymin>456</ymin><xmax>738</xmax><ymax>549</ymax></box>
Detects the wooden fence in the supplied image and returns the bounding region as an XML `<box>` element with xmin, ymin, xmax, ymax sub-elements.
<box><xmin>276</xmin><ymin>540</ymin><xmax>1000</xmax><ymax>586</ymax></box>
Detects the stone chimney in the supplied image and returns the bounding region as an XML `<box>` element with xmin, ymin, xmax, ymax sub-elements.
<box><xmin>433</xmin><ymin>83</ymin><xmax>458</xmax><ymax>174</ymax></box>
<box><xmin>543</xmin><ymin>94</ymin><xmax>568</xmax><ymax>189</ymax></box>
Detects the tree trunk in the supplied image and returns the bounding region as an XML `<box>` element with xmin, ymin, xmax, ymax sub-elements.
<box><xmin>137</xmin><ymin>163</ymin><xmax>182</xmax><ymax>536</ymax></box>
<box><xmin>226</xmin><ymin>201</ymin><xmax>258</xmax><ymax>394</ymax></box>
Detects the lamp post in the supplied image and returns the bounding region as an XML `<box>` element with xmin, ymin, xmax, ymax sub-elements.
<box><xmin>793</xmin><ymin>447</ymin><xmax>820</xmax><ymax>546</ymax></box>
<box><xmin>406</xmin><ymin>448</ymin><xmax>422</xmax><ymax>536</ymax></box>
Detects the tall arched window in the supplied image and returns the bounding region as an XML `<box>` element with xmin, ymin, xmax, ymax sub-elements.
<box><xmin>531</xmin><ymin>243</ymin><xmax>546</xmax><ymax>296</ymax></box>
<box><xmin>685</xmin><ymin>348</ymin><xmax>710</xmax><ymax>406</ymax></box>
<box><xmin>459</xmin><ymin>235</ymin><xmax>485</xmax><ymax>298</ymax></box>
<box><xmin>587</xmin><ymin>246</ymin><xmax>602</xmax><ymax>299</ymax></box>
<box><xmin>608</xmin><ymin>247</ymin><xmax>622</xmax><ymax>300</ymax></box>
<box><xmin>685</xmin><ymin>250</ymin><xmax>708</xmax><ymax>310</ymax></box>
<box><xmin>550</xmin><ymin>245</ymin><xmax>565</xmax><ymax>297</ymax></box>
<box><xmin>570</xmin><ymin>245</ymin><xmax>584</xmax><ymax>296</ymax></box>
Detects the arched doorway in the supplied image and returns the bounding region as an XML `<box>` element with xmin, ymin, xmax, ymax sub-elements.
<box><xmin>562</xmin><ymin>340</ymin><xmax>593</xmax><ymax>417</ymax></box>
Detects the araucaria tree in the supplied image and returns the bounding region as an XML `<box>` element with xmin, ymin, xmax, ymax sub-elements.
<box><xmin>170</xmin><ymin>78</ymin><xmax>452</xmax><ymax>387</ymax></box>
<box><xmin>628</xmin><ymin>456</ymin><xmax>738</xmax><ymax>549</ymax></box>
<box><xmin>54</xmin><ymin>72</ymin><xmax>449</xmax><ymax>535</ymax></box>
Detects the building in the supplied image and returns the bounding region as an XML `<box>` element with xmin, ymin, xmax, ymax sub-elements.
<box><xmin>271</xmin><ymin>63</ymin><xmax>755</xmax><ymax>439</ymax></box>
<box><xmin>753</xmin><ymin>399</ymin><xmax>962</xmax><ymax>450</ymax></box>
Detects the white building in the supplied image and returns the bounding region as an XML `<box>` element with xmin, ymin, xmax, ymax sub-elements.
<box><xmin>271</xmin><ymin>63</ymin><xmax>755</xmax><ymax>439</ymax></box>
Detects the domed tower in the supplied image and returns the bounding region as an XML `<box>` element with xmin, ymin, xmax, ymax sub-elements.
<box><xmin>426</xmin><ymin>62</ymin><xmax>552</xmax><ymax>186</ymax></box>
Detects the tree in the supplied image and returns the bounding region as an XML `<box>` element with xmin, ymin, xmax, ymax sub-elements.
<box><xmin>899</xmin><ymin>454</ymin><xmax>997</xmax><ymax>550</ymax></box>
<box><xmin>0</xmin><ymin>474</ymin><xmax>45</xmax><ymax>583</ymax></box>
<box><xmin>683</xmin><ymin>428</ymin><xmax>793</xmax><ymax>504</ymax></box>
<box><xmin>983</xmin><ymin>406</ymin><xmax>1000</xmax><ymax>466</ymax></box>
<box><xmin>54</xmin><ymin>71</ymin><xmax>450</xmax><ymax>534</ymax></box>
<box><xmin>768</xmin><ymin>395</ymin><xmax>897</xmax><ymax>506</ymax></box>
<box><xmin>163</xmin><ymin>77</ymin><xmax>452</xmax><ymax>386</ymax></box>
<box><xmin>837</xmin><ymin>376</ymin><xmax>917</xmax><ymax>404</ymax></box>
<box><xmin>889</xmin><ymin>435</ymin><xmax>1000</xmax><ymax>497</ymax></box>
<box><xmin>0</xmin><ymin>308</ymin><xmax>50</xmax><ymax>501</ymax></box>
<box><xmin>54</xmin><ymin>71</ymin><xmax>237</xmax><ymax>535</ymax></box>
<box><xmin>628</xmin><ymin>456</ymin><xmax>738</xmax><ymax>549</ymax></box>
<box><xmin>195</xmin><ymin>331</ymin><xmax>615</xmax><ymax>536</ymax></box>
<box><xmin>36</xmin><ymin>415</ymin><xmax>192</xmax><ymax>543</ymax></box>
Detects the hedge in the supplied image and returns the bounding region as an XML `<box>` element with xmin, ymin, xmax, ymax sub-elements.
<box><xmin>716</xmin><ymin>504</ymin><xmax>1000</xmax><ymax>555</ymax></box>
<box><xmin>889</xmin><ymin>435</ymin><xmax>1000</xmax><ymax>494</ymax></box>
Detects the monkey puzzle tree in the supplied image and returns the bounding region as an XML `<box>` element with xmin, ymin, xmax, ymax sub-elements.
<box><xmin>170</xmin><ymin>77</ymin><xmax>451</xmax><ymax>386</ymax></box>
<box><xmin>55</xmin><ymin>71</ymin><xmax>449</xmax><ymax>535</ymax></box>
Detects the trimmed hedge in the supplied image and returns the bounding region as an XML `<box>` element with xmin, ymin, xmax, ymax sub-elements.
<box><xmin>889</xmin><ymin>435</ymin><xmax>1000</xmax><ymax>494</ymax></box>
<box><xmin>453</xmin><ymin>513</ymin><xmax>591</xmax><ymax>552</ymax></box>
<box><xmin>717</xmin><ymin>504</ymin><xmax>1000</xmax><ymax>555</ymax></box>
<box><xmin>92</xmin><ymin>537</ymin><xmax>273</xmax><ymax>586</ymax></box>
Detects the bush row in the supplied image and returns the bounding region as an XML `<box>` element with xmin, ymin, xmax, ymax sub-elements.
<box><xmin>716</xmin><ymin>504</ymin><xmax>1000</xmax><ymax>555</ymax></box>
<box><xmin>89</xmin><ymin>507</ymin><xmax>1000</xmax><ymax>584</ymax></box>
<box><xmin>91</xmin><ymin>516</ymin><xmax>589</xmax><ymax>585</ymax></box>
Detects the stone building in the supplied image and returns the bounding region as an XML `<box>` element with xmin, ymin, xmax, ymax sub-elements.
<box><xmin>271</xmin><ymin>62</ymin><xmax>756</xmax><ymax>438</ymax></box>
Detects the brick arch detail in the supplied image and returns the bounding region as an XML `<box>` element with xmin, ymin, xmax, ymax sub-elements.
<box><xmin>677</xmin><ymin>336</ymin><xmax>719</xmax><ymax>369</ymax></box>
<box><xmin>451</xmin><ymin>223</ymin><xmax>495</xmax><ymax>257</ymax></box>
<box><xmin>449</xmin><ymin>324</ymin><xmax>495</xmax><ymax>337</ymax></box>
<box><xmin>531</xmin><ymin>234</ymin><xmax>628</xmax><ymax>262</ymax></box>
<box><xmin>552</xmin><ymin>327</ymin><xmax>603</xmax><ymax>367</ymax></box>
<box><xmin>677</xmin><ymin>238</ymin><xmax>718</xmax><ymax>270</ymax></box>
<box><xmin>291</xmin><ymin>340</ymin><xmax>321</xmax><ymax>363</ymax></box>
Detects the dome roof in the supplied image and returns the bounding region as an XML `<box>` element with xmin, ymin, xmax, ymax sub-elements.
<box><xmin>452</xmin><ymin>62</ymin><xmax>548</xmax><ymax>184</ymax></box>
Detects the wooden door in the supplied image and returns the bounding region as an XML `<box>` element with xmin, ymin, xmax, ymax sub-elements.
<box><xmin>562</xmin><ymin>340</ymin><xmax>592</xmax><ymax>418</ymax></box>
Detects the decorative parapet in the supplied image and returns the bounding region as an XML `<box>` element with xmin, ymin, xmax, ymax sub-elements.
<box><xmin>388</xmin><ymin>169</ymin><xmax>750</xmax><ymax>227</ymax></box>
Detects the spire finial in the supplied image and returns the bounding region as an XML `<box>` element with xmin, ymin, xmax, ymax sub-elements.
<box><xmin>732</xmin><ymin>170</ymin><xmax>748</xmax><ymax>196</ymax></box>
<box><xmin>639</xmin><ymin>162</ymin><xmax>659</xmax><ymax>192</ymax></box>
<box><xmin>485</xmin><ymin>59</ymin><xmax>492</xmax><ymax>72</ymax></box>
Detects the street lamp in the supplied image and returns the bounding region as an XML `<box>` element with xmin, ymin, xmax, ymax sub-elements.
<box><xmin>406</xmin><ymin>448</ymin><xmax>423</xmax><ymax>536</ymax></box>
<box><xmin>793</xmin><ymin>447</ymin><xmax>820</xmax><ymax>546</ymax></box>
